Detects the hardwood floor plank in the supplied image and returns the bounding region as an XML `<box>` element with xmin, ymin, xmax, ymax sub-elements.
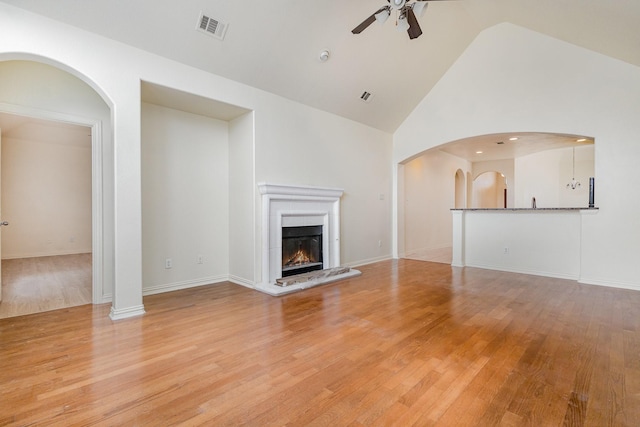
<box><xmin>1</xmin><ymin>260</ymin><xmax>640</xmax><ymax>425</ymax></box>
<box><xmin>0</xmin><ymin>253</ymin><xmax>92</xmax><ymax>318</ymax></box>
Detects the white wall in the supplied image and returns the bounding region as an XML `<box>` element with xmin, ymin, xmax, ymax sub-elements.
<box><xmin>0</xmin><ymin>3</ymin><xmax>393</xmax><ymax>315</ymax></box>
<box><xmin>228</xmin><ymin>112</ymin><xmax>256</xmax><ymax>286</ymax></box>
<box><xmin>141</xmin><ymin>103</ymin><xmax>229</xmax><ymax>294</ymax></box>
<box><xmin>460</xmin><ymin>210</ymin><xmax>582</xmax><ymax>279</ymax></box>
<box><xmin>253</xmin><ymin>98</ymin><xmax>393</xmax><ymax>268</ymax></box>
<box><xmin>402</xmin><ymin>150</ymin><xmax>470</xmax><ymax>255</ymax></box>
<box><xmin>515</xmin><ymin>145</ymin><xmax>594</xmax><ymax>208</ymax></box>
<box><xmin>1</xmin><ymin>122</ymin><xmax>91</xmax><ymax>258</ymax></box>
<box><xmin>395</xmin><ymin>23</ymin><xmax>640</xmax><ymax>290</ymax></box>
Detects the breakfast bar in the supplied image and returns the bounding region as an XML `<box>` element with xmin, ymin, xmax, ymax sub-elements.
<box><xmin>451</xmin><ymin>207</ymin><xmax>599</xmax><ymax>280</ymax></box>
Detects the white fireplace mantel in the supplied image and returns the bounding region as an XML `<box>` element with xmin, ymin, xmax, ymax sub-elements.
<box><xmin>258</xmin><ymin>183</ymin><xmax>344</xmax><ymax>199</ymax></box>
<box><xmin>256</xmin><ymin>182</ymin><xmax>359</xmax><ymax>296</ymax></box>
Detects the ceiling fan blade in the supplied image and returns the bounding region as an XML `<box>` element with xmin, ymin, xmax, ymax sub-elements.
<box><xmin>406</xmin><ymin>8</ymin><xmax>423</xmax><ymax>39</ymax></box>
<box><xmin>352</xmin><ymin>6</ymin><xmax>390</xmax><ymax>34</ymax></box>
<box><xmin>352</xmin><ymin>13</ymin><xmax>377</xmax><ymax>34</ymax></box>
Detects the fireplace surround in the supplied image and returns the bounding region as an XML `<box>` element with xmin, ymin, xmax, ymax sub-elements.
<box><xmin>256</xmin><ymin>183</ymin><xmax>361</xmax><ymax>295</ymax></box>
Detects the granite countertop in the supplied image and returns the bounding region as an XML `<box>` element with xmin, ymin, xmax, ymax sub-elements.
<box><xmin>451</xmin><ymin>207</ymin><xmax>599</xmax><ymax>211</ymax></box>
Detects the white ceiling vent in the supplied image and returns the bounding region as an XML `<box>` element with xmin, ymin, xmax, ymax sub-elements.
<box><xmin>197</xmin><ymin>12</ymin><xmax>228</xmax><ymax>41</ymax></box>
<box><xmin>360</xmin><ymin>91</ymin><xmax>374</xmax><ymax>103</ymax></box>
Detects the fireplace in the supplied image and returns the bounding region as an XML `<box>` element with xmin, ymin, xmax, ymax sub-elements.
<box><xmin>257</xmin><ymin>183</ymin><xmax>360</xmax><ymax>295</ymax></box>
<box><xmin>281</xmin><ymin>225</ymin><xmax>323</xmax><ymax>277</ymax></box>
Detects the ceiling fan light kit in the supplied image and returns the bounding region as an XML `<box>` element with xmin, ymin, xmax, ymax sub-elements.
<box><xmin>318</xmin><ymin>50</ymin><xmax>330</xmax><ymax>62</ymax></box>
<box><xmin>375</xmin><ymin>9</ymin><xmax>391</xmax><ymax>24</ymax></box>
<box><xmin>391</xmin><ymin>0</ymin><xmax>406</xmax><ymax>10</ymax></box>
<box><xmin>396</xmin><ymin>15</ymin><xmax>410</xmax><ymax>32</ymax></box>
<box><xmin>413</xmin><ymin>2</ymin><xmax>429</xmax><ymax>17</ymax></box>
<box><xmin>352</xmin><ymin>0</ymin><xmax>445</xmax><ymax>40</ymax></box>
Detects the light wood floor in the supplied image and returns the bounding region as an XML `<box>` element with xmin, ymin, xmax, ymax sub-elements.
<box><xmin>0</xmin><ymin>253</ymin><xmax>92</xmax><ymax>319</ymax></box>
<box><xmin>1</xmin><ymin>259</ymin><xmax>639</xmax><ymax>426</ymax></box>
<box><xmin>404</xmin><ymin>246</ymin><xmax>453</xmax><ymax>264</ymax></box>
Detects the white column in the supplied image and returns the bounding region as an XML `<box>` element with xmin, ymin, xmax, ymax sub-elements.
<box><xmin>110</xmin><ymin>91</ymin><xmax>145</xmax><ymax>320</ymax></box>
<box><xmin>451</xmin><ymin>210</ymin><xmax>465</xmax><ymax>267</ymax></box>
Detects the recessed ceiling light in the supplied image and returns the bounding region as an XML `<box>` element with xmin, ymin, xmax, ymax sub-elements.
<box><xmin>476</xmin><ymin>151</ymin><xmax>483</xmax><ymax>154</ymax></box>
<box><xmin>577</xmin><ymin>138</ymin><xmax>587</xmax><ymax>142</ymax></box>
<box><xmin>509</xmin><ymin>137</ymin><xmax>518</xmax><ymax>141</ymax></box>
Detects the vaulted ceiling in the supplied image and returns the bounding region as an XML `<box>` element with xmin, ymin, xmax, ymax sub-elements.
<box><xmin>2</xmin><ymin>0</ymin><xmax>639</xmax><ymax>133</ymax></box>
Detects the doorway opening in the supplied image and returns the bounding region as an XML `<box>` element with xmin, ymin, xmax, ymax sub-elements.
<box><xmin>397</xmin><ymin>131</ymin><xmax>595</xmax><ymax>265</ymax></box>
<box><xmin>0</xmin><ymin>113</ymin><xmax>94</xmax><ymax>318</ymax></box>
<box><xmin>0</xmin><ymin>58</ymin><xmax>108</xmax><ymax>318</ymax></box>
<box><xmin>472</xmin><ymin>171</ymin><xmax>507</xmax><ymax>209</ymax></box>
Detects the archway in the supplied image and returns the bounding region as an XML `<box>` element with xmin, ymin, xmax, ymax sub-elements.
<box><xmin>395</xmin><ymin>132</ymin><xmax>594</xmax><ymax>261</ymax></box>
<box><xmin>0</xmin><ymin>57</ymin><xmax>112</xmax><ymax>313</ymax></box>
<box><xmin>472</xmin><ymin>171</ymin><xmax>507</xmax><ymax>208</ymax></box>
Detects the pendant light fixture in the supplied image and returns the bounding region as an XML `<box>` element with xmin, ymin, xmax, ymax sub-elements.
<box><xmin>567</xmin><ymin>147</ymin><xmax>581</xmax><ymax>190</ymax></box>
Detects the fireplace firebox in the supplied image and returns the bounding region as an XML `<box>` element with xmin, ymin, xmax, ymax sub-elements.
<box><xmin>281</xmin><ymin>225</ymin><xmax>323</xmax><ymax>277</ymax></box>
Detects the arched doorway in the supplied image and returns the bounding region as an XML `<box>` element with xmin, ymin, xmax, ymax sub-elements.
<box><xmin>0</xmin><ymin>58</ymin><xmax>110</xmax><ymax>317</ymax></box>
<box><xmin>395</xmin><ymin>132</ymin><xmax>594</xmax><ymax>263</ymax></box>
<box><xmin>472</xmin><ymin>171</ymin><xmax>507</xmax><ymax>208</ymax></box>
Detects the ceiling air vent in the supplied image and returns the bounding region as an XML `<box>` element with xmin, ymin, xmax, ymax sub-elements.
<box><xmin>360</xmin><ymin>91</ymin><xmax>373</xmax><ymax>103</ymax></box>
<box><xmin>197</xmin><ymin>12</ymin><xmax>228</xmax><ymax>41</ymax></box>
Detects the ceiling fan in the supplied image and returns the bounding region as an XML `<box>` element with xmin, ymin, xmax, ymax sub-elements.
<box><xmin>352</xmin><ymin>0</ymin><xmax>446</xmax><ymax>40</ymax></box>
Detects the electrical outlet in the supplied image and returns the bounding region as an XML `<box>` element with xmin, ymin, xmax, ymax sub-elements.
<box><xmin>503</xmin><ymin>247</ymin><xmax>509</xmax><ymax>254</ymax></box>
<box><xmin>197</xmin><ymin>255</ymin><xmax>203</xmax><ymax>264</ymax></box>
<box><xmin>378</xmin><ymin>240</ymin><xmax>382</xmax><ymax>247</ymax></box>
<box><xmin>165</xmin><ymin>258</ymin><xmax>172</xmax><ymax>269</ymax></box>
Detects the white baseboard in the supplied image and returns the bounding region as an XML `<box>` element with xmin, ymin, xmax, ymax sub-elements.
<box><xmin>109</xmin><ymin>305</ymin><xmax>145</xmax><ymax>320</ymax></box>
<box><xmin>404</xmin><ymin>245</ymin><xmax>451</xmax><ymax>256</ymax></box>
<box><xmin>464</xmin><ymin>262</ymin><xmax>579</xmax><ymax>281</ymax></box>
<box><xmin>345</xmin><ymin>255</ymin><xmax>392</xmax><ymax>268</ymax></box>
<box><xmin>453</xmin><ymin>262</ymin><xmax>640</xmax><ymax>292</ymax></box>
<box><xmin>99</xmin><ymin>293</ymin><xmax>113</xmax><ymax>304</ymax></box>
<box><xmin>228</xmin><ymin>275</ymin><xmax>256</xmax><ymax>289</ymax></box>
<box><xmin>142</xmin><ymin>275</ymin><xmax>229</xmax><ymax>296</ymax></box>
<box><xmin>100</xmin><ymin>275</ymin><xmax>238</xmax><ymax>313</ymax></box>
<box><xmin>578</xmin><ymin>276</ymin><xmax>640</xmax><ymax>291</ymax></box>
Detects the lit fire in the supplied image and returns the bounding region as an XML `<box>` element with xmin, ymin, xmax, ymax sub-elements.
<box><xmin>284</xmin><ymin>249</ymin><xmax>312</xmax><ymax>267</ymax></box>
